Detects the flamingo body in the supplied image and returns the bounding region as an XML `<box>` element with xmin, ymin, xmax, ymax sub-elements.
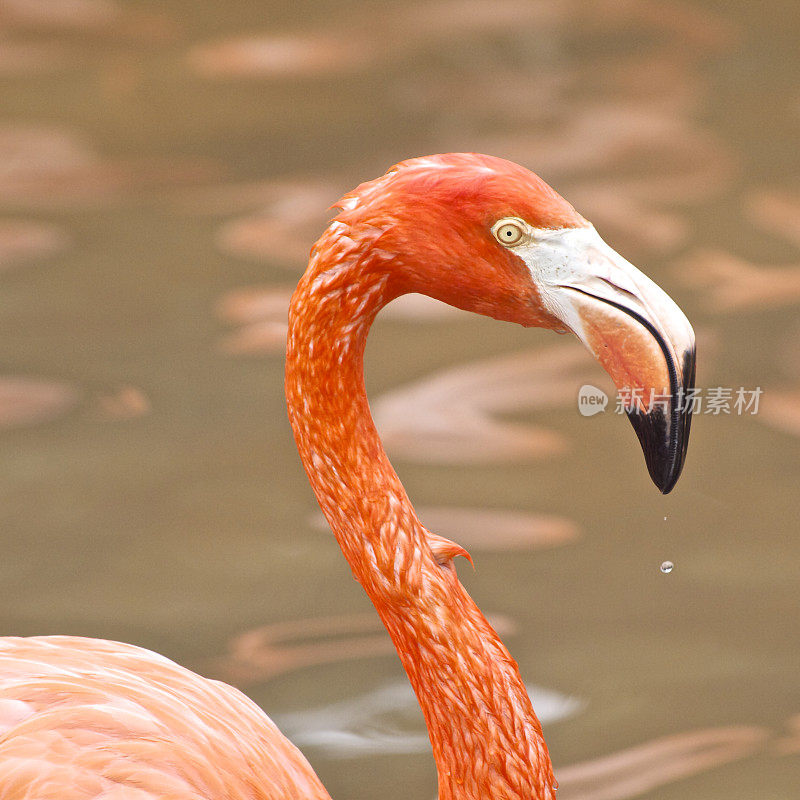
<box><xmin>0</xmin><ymin>637</ymin><xmax>330</xmax><ymax>799</ymax></box>
<box><xmin>0</xmin><ymin>154</ymin><xmax>695</xmax><ymax>799</ymax></box>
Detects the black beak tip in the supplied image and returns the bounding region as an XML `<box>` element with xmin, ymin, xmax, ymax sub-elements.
<box><xmin>626</xmin><ymin>346</ymin><xmax>696</xmax><ymax>494</ymax></box>
<box><xmin>626</xmin><ymin>407</ymin><xmax>682</xmax><ymax>494</ymax></box>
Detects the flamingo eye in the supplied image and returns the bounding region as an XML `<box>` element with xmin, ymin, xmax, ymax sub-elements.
<box><xmin>492</xmin><ymin>218</ymin><xmax>527</xmax><ymax>247</ymax></box>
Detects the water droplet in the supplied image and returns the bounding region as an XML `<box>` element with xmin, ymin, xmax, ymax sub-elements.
<box><xmin>660</xmin><ymin>561</ymin><xmax>674</xmax><ymax>573</ymax></box>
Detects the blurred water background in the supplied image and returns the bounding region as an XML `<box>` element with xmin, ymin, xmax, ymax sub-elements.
<box><xmin>0</xmin><ymin>1</ymin><xmax>798</xmax><ymax>797</ymax></box>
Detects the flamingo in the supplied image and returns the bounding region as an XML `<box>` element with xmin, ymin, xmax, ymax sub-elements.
<box><xmin>0</xmin><ymin>153</ymin><xmax>695</xmax><ymax>799</ymax></box>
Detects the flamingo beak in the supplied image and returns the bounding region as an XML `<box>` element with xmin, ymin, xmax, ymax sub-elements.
<box><xmin>529</xmin><ymin>227</ymin><xmax>696</xmax><ymax>493</ymax></box>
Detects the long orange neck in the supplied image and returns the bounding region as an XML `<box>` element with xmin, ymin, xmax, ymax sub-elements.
<box><xmin>285</xmin><ymin>223</ymin><xmax>556</xmax><ymax>800</ymax></box>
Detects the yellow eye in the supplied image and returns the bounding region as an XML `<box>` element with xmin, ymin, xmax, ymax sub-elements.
<box><xmin>492</xmin><ymin>219</ymin><xmax>526</xmax><ymax>246</ymax></box>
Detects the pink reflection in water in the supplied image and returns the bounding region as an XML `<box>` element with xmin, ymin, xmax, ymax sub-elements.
<box><xmin>676</xmin><ymin>250</ymin><xmax>800</xmax><ymax>313</ymax></box>
<box><xmin>0</xmin><ymin>0</ymin><xmax>173</xmax><ymax>42</ymax></box>
<box><xmin>555</xmin><ymin>726</ymin><xmax>769</xmax><ymax>800</ymax></box>
<box><xmin>310</xmin><ymin>506</ymin><xmax>578</xmax><ymax>552</ymax></box>
<box><xmin>217</xmin><ymin>319</ymin><xmax>289</xmax><ymax>356</ymax></box>
<box><xmin>214</xmin><ymin>284</ymin><xmax>289</xmax><ymax>356</ymax></box>
<box><xmin>210</xmin><ymin>613</ymin><xmax>394</xmax><ymax>685</ymax></box>
<box><xmin>0</xmin><ymin>0</ymin><xmax>120</xmax><ymax>30</ymax></box>
<box><xmin>0</xmin><ymin>377</ymin><xmax>79</xmax><ymax>430</ymax></box>
<box><xmin>372</xmin><ymin>343</ymin><xmax>604</xmax><ymax>464</ymax></box>
<box><xmin>189</xmin><ymin>33</ymin><xmax>375</xmax><ymax>79</ymax></box>
<box><xmin>424</xmin><ymin>507</ymin><xmax>578</xmax><ymax>553</ymax></box>
<box><xmin>211</xmin><ymin>612</ymin><xmax>516</xmax><ymax>686</ymax></box>
<box><xmin>0</xmin><ymin>220</ymin><xmax>68</xmax><ymax>270</ymax></box>
<box><xmin>173</xmin><ymin>179</ymin><xmax>337</xmax><ymax>218</ymax></box>
<box><xmin>747</xmin><ymin>191</ymin><xmax>800</xmax><ymax>249</ymax></box>
<box><xmin>217</xmin><ymin>287</ymin><xmax>293</xmax><ymax>327</ymax></box>
<box><xmin>213</xmin><ymin>182</ymin><xmax>338</xmax><ymax>268</ymax></box>
<box><xmin>95</xmin><ymin>386</ymin><xmax>151</xmax><ymax>420</ymax></box>
<box><xmin>418</xmin><ymin>507</ymin><xmax>578</xmax><ymax>551</ymax></box>
<box><xmin>759</xmin><ymin>390</ymin><xmax>800</xmax><ymax>438</ymax></box>
<box><xmin>675</xmin><ymin>190</ymin><xmax>800</xmax><ymax>313</ymax></box>
<box><xmin>0</xmin><ymin>126</ymin><xmax>218</xmax><ymax>208</ymax></box>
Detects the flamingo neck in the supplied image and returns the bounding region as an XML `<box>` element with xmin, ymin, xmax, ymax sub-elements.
<box><xmin>285</xmin><ymin>223</ymin><xmax>556</xmax><ymax>800</ymax></box>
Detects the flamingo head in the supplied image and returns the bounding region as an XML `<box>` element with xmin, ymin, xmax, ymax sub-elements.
<box><xmin>337</xmin><ymin>153</ymin><xmax>696</xmax><ymax>493</ymax></box>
